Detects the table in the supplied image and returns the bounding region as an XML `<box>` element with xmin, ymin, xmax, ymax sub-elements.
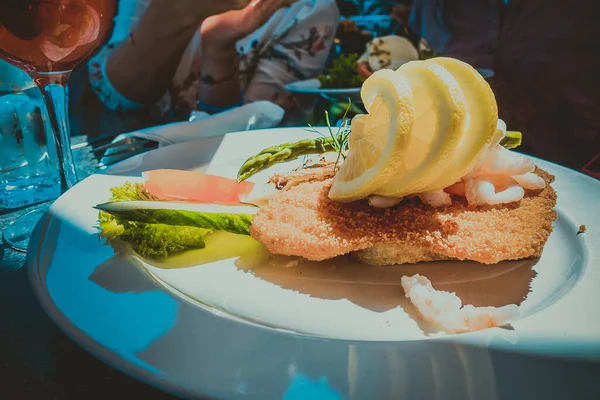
<box><xmin>0</xmin><ymin>68</ymin><xmax>181</xmax><ymax>399</ymax></box>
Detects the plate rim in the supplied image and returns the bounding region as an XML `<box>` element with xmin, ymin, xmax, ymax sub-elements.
<box><xmin>26</xmin><ymin>214</ymin><xmax>202</xmax><ymax>399</ymax></box>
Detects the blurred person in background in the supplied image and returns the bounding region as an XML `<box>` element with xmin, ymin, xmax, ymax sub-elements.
<box><xmin>408</xmin><ymin>0</ymin><xmax>600</xmax><ymax>172</ymax></box>
<box><xmin>334</xmin><ymin>1</ymin><xmax>414</xmax><ymax>55</ymax></box>
<box><xmin>88</xmin><ymin>0</ymin><xmax>339</xmax><ymax>124</ymax></box>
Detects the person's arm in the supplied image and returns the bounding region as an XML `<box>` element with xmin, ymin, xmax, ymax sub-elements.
<box><xmin>104</xmin><ymin>0</ymin><xmax>250</xmax><ymax>104</ymax></box>
<box><xmin>196</xmin><ymin>0</ymin><xmax>297</xmax><ymax>110</ymax></box>
<box><xmin>196</xmin><ymin>47</ymin><xmax>242</xmax><ymax>110</ymax></box>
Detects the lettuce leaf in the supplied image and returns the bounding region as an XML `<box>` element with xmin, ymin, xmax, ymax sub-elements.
<box><xmin>98</xmin><ymin>182</ymin><xmax>210</xmax><ymax>259</ymax></box>
<box><xmin>106</xmin><ymin>181</ymin><xmax>160</xmax><ymax>202</ymax></box>
<box><xmin>97</xmin><ymin>202</ymin><xmax>254</xmax><ymax>235</ymax></box>
<box><xmin>98</xmin><ymin>182</ymin><xmax>253</xmax><ymax>259</ymax></box>
<box><xmin>99</xmin><ymin>218</ymin><xmax>210</xmax><ymax>259</ymax></box>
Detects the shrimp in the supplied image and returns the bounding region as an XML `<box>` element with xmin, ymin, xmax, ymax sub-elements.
<box><xmin>496</xmin><ymin>119</ymin><xmax>507</xmax><ymax>139</ymax></box>
<box><xmin>476</xmin><ymin>145</ymin><xmax>535</xmax><ymax>177</ymax></box>
<box><xmin>458</xmin><ymin>141</ymin><xmax>541</xmax><ymax>205</ymax></box>
<box><xmin>401</xmin><ymin>274</ymin><xmax>520</xmax><ymax>333</ymax></box>
<box><xmin>418</xmin><ymin>190</ymin><xmax>452</xmax><ymax>208</ymax></box>
<box><xmin>445</xmin><ymin>181</ymin><xmax>465</xmax><ymax>197</ymax></box>
<box><xmin>512</xmin><ymin>172</ymin><xmax>546</xmax><ymax>190</ymax></box>
<box><xmin>465</xmin><ymin>178</ymin><xmax>496</xmax><ymax>206</ymax></box>
<box><xmin>369</xmin><ymin>190</ymin><xmax>452</xmax><ymax>209</ymax></box>
<box><xmin>461</xmin><ymin>304</ymin><xmax>521</xmax><ymax>331</ymax></box>
<box><xmin>465</xmin><ymin>176</ymin><xmax>525</xmax><ymax>206</ymax></box>
<box><xmin>401</xmin><ymin>275</ymin><xmax>465</xmax><ymax>331</ymax></box>
<box><xmin>368</xmin><ymin>195</ymin><xmax>403</xmax><ymax>208</ymax></box>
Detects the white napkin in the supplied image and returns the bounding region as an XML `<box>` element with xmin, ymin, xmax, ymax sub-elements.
<box><xmin>110</xmin><ymin>101</ymin><xmax>285</xmax><ymax>147</ymax></box>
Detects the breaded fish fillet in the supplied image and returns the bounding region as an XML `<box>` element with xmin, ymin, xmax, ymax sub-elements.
<box><xmin>249</xmin><ymin>170</ymin><xmax>557</xmax><ymax>265</ymax></box>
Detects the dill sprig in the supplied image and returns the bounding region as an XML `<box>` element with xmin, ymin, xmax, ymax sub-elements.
<box><xmin>306</xmin><ymin>99</ymin><xmax>352</xmax><ymax>171</ymax></box>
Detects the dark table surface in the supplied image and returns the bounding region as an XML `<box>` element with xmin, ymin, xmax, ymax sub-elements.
<box><xmin>0</xmin><ymin>68</ymin><xmax>179</xmax><ymax>399</ymax></box>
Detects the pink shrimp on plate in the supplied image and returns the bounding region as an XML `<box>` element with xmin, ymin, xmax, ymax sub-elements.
<box><xmin>400</xmin><ymin>274</ymin><xmax>520</xmax><ymax>333</ymax></box>
<box><xmin>461</xmin><ymin>143</ymin><xmax>546</xmax><ymax>206</ymax></box>
<box><xmin>512</xmin><ymin>172</ymin><xmax>546</xmax><ymax>190</ymax></box>
<box><xmin>476</xmin><ymin>145</ymin><xmax>535</xmax><ymax>177</ymax></box>
<box><xmin>418</xmin><ymin>190</ymin><xmax>452</xmax><ymax>207</ymax></box>
<box><xmin>465</xmin><ymin>176</ymin><xmax>525</xmax><ymax>206</ymax></box>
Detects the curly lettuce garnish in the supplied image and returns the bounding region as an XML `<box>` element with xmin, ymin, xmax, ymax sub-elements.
<box><xmin>99</xmin><ymin>217</ymin><xmax>210</xmax><ymax>259</ymax></box>
<box><xmin>98</xmin><ymin>183</ymin><xmax>213</xmax><ymax>259</ymax></box>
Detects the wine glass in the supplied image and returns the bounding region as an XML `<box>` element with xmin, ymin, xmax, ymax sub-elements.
<box><xmin>0</xmin><ymin>0</ymin><xmax>117</xmax><ymax>252</ymax></box>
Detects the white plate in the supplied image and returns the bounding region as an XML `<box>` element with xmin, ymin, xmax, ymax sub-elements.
<box><xmin>27</xmin><ymin>127</ymin><xmax>600</xmax><ymax>399</ymax></box>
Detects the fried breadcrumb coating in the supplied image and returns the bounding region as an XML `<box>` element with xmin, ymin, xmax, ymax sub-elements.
<box><xmin>250</xmin><ymin>169</ymin><xmax>556</xmax><ymax>265</ymax></box>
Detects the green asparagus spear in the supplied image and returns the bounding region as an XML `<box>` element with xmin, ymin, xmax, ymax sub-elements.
<box><xmin>237</xmin><ymin>100</ymin><xmax>353</xmax><ymax>182</ymax></box>
<box><xmin>236</xmin><ymin>135</ymin><xmax>341</xmax><ymax>182</ymax></box>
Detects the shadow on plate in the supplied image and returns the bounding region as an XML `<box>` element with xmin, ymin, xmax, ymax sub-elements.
<box><xmin>96</xmin><ymin>234</ymin><xmax>537</xmax><ymax>334</ymax></box>
<box><xmin>246</xmin><ymin>254</ymin><xmax>537</xmax><ymax>329</ymax></box>
<box><xmin>88</xmin><ymin>253</ymin><xmax>159</xmax><ymax>293</ymax></box>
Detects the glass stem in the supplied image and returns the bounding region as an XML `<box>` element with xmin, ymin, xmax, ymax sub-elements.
<box><xmin>38</xmin><ymin>80</ymin><xmax>78</xmax><ymax>193</ymax></box>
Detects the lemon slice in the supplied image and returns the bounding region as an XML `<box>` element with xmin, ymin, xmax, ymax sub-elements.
<box><xmin>421</xmin><ymin>57</ymin><xmax>498</xmax><ymax>191</ymax></box>
<box><xmin>328</xmin><ymin>69</ymin><xmax>414</xmax><ymax>202</ymax></box>
<box><xmin>374</xmin><ymin>61</ymin><xmax>467</xmax><ymax>198</ymax></box>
